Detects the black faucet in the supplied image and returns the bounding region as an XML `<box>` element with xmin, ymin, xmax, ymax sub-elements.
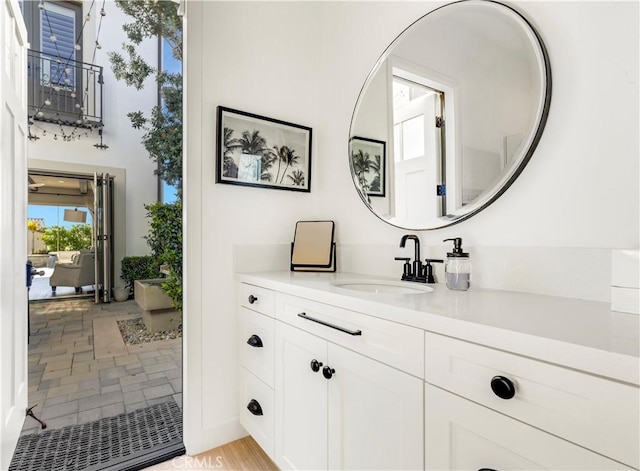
<box><xmin>396</xmin><ymin>235</ymin><xmax>425</xmax><ymax>283</ymax></box>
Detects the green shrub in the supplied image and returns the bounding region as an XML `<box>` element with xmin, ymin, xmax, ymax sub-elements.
<box><xmin>145</xmin><ymin>201</ymin><xmax>182</xmax><ymax>311</ymax></box>
<box><xmin>120</xmin><ymin>255</ymin><xmax>161</xmax><ymax>288</ymax></box>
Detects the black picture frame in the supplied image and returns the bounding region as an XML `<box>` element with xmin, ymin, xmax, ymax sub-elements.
<box><xmin>349</xmin><ymin>136</ymin><xmax>386</xmax><ymax>197</ymax></box>
<box><xmin>216</xmin><ymin>106</ymin><xmax>312</xmax><ymax>192</ymax></box>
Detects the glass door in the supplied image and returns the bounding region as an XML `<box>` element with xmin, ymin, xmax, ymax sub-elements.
<box><xmin>93</xmin><ymin>172</ymin><xmax>114</xmax><ymax>303</ymax></box>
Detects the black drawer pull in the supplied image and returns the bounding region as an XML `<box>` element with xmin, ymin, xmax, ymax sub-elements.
<box><xmin>322</xmin><ymin>365</ymin><xmax>336</xmax><ymax>379</ymax></box>
<box><xmin>247</xmin><ymin>334</ymin><xmax>263</xmax><ymax>348</ymax></box>
<box><xmin>491</xmin><ymin>375</ymin><xmax>516</xmax><ymax>400</ymax></box>
<box><xmin>248</xmin><ymin>295</ymin><xmax>258</xmax><ymax>304</ymax></box>
<box><xmin>297</xmin><ymin>312</ymin><xmax>362</xmax><ymax>336</ymax></box>
<box><xmin>247</xmin><ymin>399</ymin><xmax>263</xmax><ymax>416</ymax></box>
<box><xmin>310</xmin><ymin>359</ymin><xmax>323</xmax><ymax>372</ymax></box>
<box><xmin>478</xmin><ymin>469</ymin><xmax>498</xmax><ymax>471</ymax></box>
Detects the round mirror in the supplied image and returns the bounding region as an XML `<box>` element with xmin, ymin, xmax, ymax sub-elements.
<box><xmin>349</xmin><ymin>0</ymin><xmax>551</xmax><ymax>230</ymax></box>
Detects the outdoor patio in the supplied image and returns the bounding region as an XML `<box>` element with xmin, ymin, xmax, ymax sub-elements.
<box><xmin>23</xmin><ymin>298</ymin><xmax>182</xmax><ymax>435</ymax></box>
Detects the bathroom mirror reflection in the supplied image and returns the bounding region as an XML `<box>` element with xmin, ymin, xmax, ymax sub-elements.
<box><xmin>349</xmin><ymin>0</ymin><xmax>551</xmax><ymax>230</ymax></box>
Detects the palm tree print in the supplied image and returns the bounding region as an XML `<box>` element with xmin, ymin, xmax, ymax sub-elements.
<box><xmin>369</xmin><ymin>154</ymin><xmax>381</xmax><ymax>192</ymax></box>
<box><xmin>351</xmin><ymin>149</ymin><xmax>372</xmax><ymax>193</ymax></box>
<box><xmin>351</xmin><ymin>149</ymin><xmax>382</xmax><ymax>194</ymax></box>
<box><xmin>238</xmin><ymin>129</ymin><xmax>278</xmax><ymax>182</ymax></box>
<box><xmin>220</xmin><ymin>110</ymin><xmax>311</xmax><ymax>191</ymax></box>
<box><xmin>271</xmin><ymin>145</ymin><xmax>299</xmax><ymax>183</ymax></box>
<box><xmin>239</xmin><ymin>129</ymin><xmax>268</xmax><ymax>156</ymax></box>
<box><xmin>277</xmin><ymin>146</ymin><xmax>301</xmax><ymax>183</ymax></box>
<box><xmin>260</xmin><ymin>153</ymin><xmax>277</xmax><ymax>182</ymax></box>
<box><xmin>287</xmin><ymin>170</ymin><xmax>306</xmax><ymax>186</ymax></box>
<box><xmin>222</xmin><ymin>127</ymin><xmax>240</xmax><ymax>178</ymax></box>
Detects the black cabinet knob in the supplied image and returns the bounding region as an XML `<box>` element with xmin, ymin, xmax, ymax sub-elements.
<box><xmin>310</xmin><ymin>359</ymin><xmax>323</xmax><ymax>372</ymax></box>
<box><xmin>490</xmin><ymin>375</ymin><xmax>516</xmax><ymax>400</ymax></box>
<box><xmin>246</xmin><ymin>334</ymin><xmax>263</xmax><ymax>348</ymax></box>
<box><xmin>322</xmin><ymin>366</ymin><xmax>336</xmax><ymax>379</ymax></box>
<box><xmin>478</xmin><ymin>469</ymin><xmax>498</xmax><ymax>471</ymax></box>
<box><xmin>247</xmin><ymin>399</ymin><xmax>263</xmax><ymax>416</ymax></box>
<box><xmin>248</xmin><ymin>295</ymin><xmax>258</xmax><ymax>304</ymax></box>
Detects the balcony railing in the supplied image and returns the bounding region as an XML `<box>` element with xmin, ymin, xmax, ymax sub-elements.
<box><xmin>27</xmin><ymin>49</ymin><xmax>104</xmax><ymax>129</ymax></box>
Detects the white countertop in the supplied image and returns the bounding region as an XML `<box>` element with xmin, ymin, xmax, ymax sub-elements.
<box><xmin>237</xmin><ymin>271</ymin><xmax>640</xmax><ymax>385</ymax></box>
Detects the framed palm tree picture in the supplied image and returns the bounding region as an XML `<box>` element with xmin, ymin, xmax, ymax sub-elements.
<box><xmin>217</xmin><ymin>106</ymin><xmax>312</xmax><ymax>192</ymax></box>
<box><xmin>349</xmin><ymin>136</ymin><xmax>386</xmax><ymax>197</ymax></box>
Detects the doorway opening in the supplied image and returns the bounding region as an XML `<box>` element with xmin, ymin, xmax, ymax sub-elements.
<box><xmin>27</xmin><ymin>170</ymin><xmax>113</xmax><ymax>303</ymax></box>
<box><xmin>8</xmin><ymin>0</ymin><xmax>186</xmax><ymax>467</ymax></box>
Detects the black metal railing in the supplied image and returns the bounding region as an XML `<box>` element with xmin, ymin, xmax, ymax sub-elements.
<box><xmin>27</xmin><ymin>49</ymin><xmax>103</xmax><ymax>129</ymax></box>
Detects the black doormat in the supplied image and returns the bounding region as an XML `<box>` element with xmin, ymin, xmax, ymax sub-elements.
<box><xmin>10</xmin><ymin>400</ymin><xmax>185</xmax><ymax>471</ymax></box>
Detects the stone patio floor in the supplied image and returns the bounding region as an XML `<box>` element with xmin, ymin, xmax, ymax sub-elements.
<box><xmin>23</xmin><ymin>298</ymin><xmax>182</xmax><ymax>435</ymax></box>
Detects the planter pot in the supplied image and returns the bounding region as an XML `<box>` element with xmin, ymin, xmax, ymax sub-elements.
<box><xmin>134</xmin><ymin>279</ymin><xmax>173</xmax><ymax>311</ymax></box>
<box><xmin>134</xmin><ymin>279</ymin><xmax>180</xmax><ymax>333</ymax></box>
<box><xmin>113</xmin><ymin>286</ymin><xmax>130</xmax><ymax>302</ymax></box>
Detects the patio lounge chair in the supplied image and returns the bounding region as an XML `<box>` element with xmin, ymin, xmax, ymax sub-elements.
<box><xmin>49</xmin><ymin>249</ymin><xmax>95</xmax><ymax>293</ymax></box>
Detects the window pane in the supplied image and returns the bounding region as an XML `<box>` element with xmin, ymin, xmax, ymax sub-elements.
<box><xmin>402</xmin><ymin>115</ymin><xmax>424</xmax><ymax>160</ymax></box>
<box><xmin>41</xmin><ymin>2</ymin><xmax>76</xmax><ymax>86</ymax></box>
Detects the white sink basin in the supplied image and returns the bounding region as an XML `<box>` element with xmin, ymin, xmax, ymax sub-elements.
<box><xmin>331</xmin><ymin>280</ymin><xmax>433</xmax><ymax>294</ymax></box>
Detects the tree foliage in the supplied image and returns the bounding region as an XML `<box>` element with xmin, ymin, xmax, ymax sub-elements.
<box><xmin>108</xmin><ymin>0</ymin><xmax>183</xmax><ymax>194</ymax></box>
<box><xmin>109</xmin><ymin>1</ymin><xmax>183</xmax><ymax>309</ymax></box>
<box><xmin>27</xmin><ymin>220</ymin><xmax>41</xmax><ymax>233</ymax></box>
<box><xmin>145</xmin><ymin>201</ymin><xmax>182</xmax><ymax>310</ymax></box>
<box><xmin>41</xmin><ymin>225</ymin><xmax>93</xmax><ymax>252</ymax></box>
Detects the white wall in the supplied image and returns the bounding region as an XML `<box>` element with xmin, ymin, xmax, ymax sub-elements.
<box><xmin>184</xmin><ymin>0</ymin><xmax>639</xmax><ymax>454</ymax></box>
<box><xmin>27</xmin><ymin>1</ymin><xmax>159</xmax><ymax>264</ymax></box>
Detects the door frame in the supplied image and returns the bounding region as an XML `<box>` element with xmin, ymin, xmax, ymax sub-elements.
<box><xmin>0</xmin><ymin>0</ymin><xmax>29</xmax><ymax>468</ymax></box>
<box><xmin>28</xmin><ymin>160</ymin><xmax>126</xmax><ymax>289</ymax></box>
<box><xmin>27</xmin><ymin>168</ymin><xmax>115</xmax><ymax>302</ymax></box>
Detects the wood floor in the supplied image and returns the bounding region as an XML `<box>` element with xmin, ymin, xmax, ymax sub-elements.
<box><xmin>144</xmin><ymin>436</ymin><xmax>279</xmax><ymax>470</ymax></box>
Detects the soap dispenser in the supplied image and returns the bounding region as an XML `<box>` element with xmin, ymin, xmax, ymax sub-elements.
<box><xmin>443</xmin><ymin>238</ymin><xmax>471</xmax><ymax>291</ymax></box>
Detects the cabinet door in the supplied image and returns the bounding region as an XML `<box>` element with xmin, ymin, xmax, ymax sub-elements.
<box><xmin>328</xmin><ymin>344</ymin><xmax>424</xmax><ymax>471</ymax></box>
<box><xmin>275</xmin><ymin>322</ymin><xmax>328</xmax><ymax>470</ymax></box>
<box><xmin>425</xmin><ymin>384</ymin><xmax>633</xmax><ymax>470</ymax></box>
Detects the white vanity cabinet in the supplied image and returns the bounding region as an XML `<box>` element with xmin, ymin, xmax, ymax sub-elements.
<box><xmin>238</xmin><ymin>282</ymin><xmax>424</xmax><ymax>470</ymax></box>
<box><xmin>238</xmin><ymin>284</ymin><xmax>276</xmax><ymax>458</ymax></box>
<box><xmin>237</xmin><ymin>275</ymin><xmax>640</xmax><ymax>471</ymax></box>
<box><xmin>274</xmin><ymin>320</ymin><xmax>424</xmax><ymax>471</ymax></box>
<box><xmin>424</xmin><ymin>332</ymin><xmax>639</xmax><ymax>470</ymax></box>
<box><xmin>424</xmin><ymin>384</ymin><xmax>633</xmax><ymax>470</ymax></box>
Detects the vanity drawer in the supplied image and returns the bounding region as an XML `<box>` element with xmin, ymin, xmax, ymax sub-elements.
<box><xmin>275</xmin><ymin>293</ymin><xmax>424</xmax><ymax>378</ymax></box>
<box><xmin>425</xmin><ymin>384</ymin><xmax>633</xmax><ymax>470</ymax></box>
<box><xmin>425</xmin><ymin>332</ymin><xmax>640</xmax><ymax>468</ymax></box>
<box><xmin>240</xmin><ymin>283</ymin><xmax>275</xmax><ymax>317</ymax></box>
<box><xmin>239</xmin><ymin>367</ymin><xmax>275</xmax><ymax>460</ymax></box>
<box><xmin>239</xmin><ymin>307</ymin><xmax>275</xmax><ymax>388</ymax></box>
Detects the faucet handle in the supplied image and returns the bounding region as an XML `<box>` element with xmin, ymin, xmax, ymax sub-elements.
<box><xmin>394</xmin><ymin>257</ymin><xmax>412</xmax><ymax>279</ymax></box>
<box><xmin>424</xmin><ymin>259</ymin><xmax>444</xmax><ymax>284</ymax></box>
